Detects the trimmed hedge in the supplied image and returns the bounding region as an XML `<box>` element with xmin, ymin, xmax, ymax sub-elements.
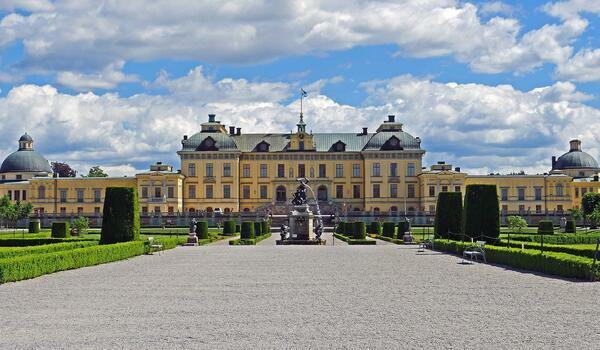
<box><xmin>354</xmin><ymin>221</ymin><xmax>366</xmax><ymax>239</ymax></box>
<box><xmin>434</xmin><ymin>192</ymin><xmax>463</xmax><ymax>240</ymax></box>
<box><xmin>509</xmin><ymin>233</ymin><xmax>600</xmax><ymax>245</ymax></box>
<box><xmin>241</xmin><ymin>221</ymin><xmax>255</xmax><ymax>239</ymax></box>
<box><xmin>565</xmin><ymin>220</ymin><xmax>576</xmax><ymax>234</ymax></box>
<box><xmin>235</xmin><ymin>224</ymin><xmax>241</xmax><ymax>233</ymax></box>
<box><xmin>382</xmin><ymin>222</ymin><xmax>396</xmax><ymax>238</ymax></box>
<box><xmin>433</xmin><ymin>239</ymin><xmax>600</xmax><ymax>281</ymax></box>
<box><xmin>370</xmin><ymin>222</ymin><xmax>382</xmax><ymax>235</ymax></box>
<box><xmin>538</xmin><ymin>220</ymin><xmax>554</xmax><ymax>235</ymax></box>
<box><xmin>261</xmin><ymin>221</ymin><xmax>269</xmax><ymax>234</ymax></box>
<box><xmin>333</xmin><ymin>233</ymin><xmax>376</xmax><ymax>245</ymax></box>
<box><xmin>0</xmin><ymin>241</ymin><xmax>98</xmax><ymax>260</ymax></box>
<box><xmin>195</xmin><ymin>221</ymin><xmax>209</xmax><ymax>239</ymax></box>
<box><xmin>100</xmin><ymin>187</ymin><xmax>140</xmax><ymax>244</ymax></box>
<box><xmin>375</xmin><ymin>235</ymin><xmax>403</xmax><ymax>245</ymax></box>
<box><xmin>51</xmin><ymin>222</ymin><xmax>69</xmax><ymax>238</ymax></box>
<box><xmin>463</xmin><ymin>184</ymin><xmax>500</xmax><ymax>242</ymax></box>
<box><xmin>229</xmin><ymin>232</ymin><xmax>271</xmax><ymax>245</ymax></box>
<box><xmin>223</xmin><ymin>220</ymin><xmax>237</xmax><ymax>236</ymax></box>
<box><xmin>28</xmin><ymin>220</ymin><xmax>41</xmax><ymax>234</ymax></box>
<box><xmin>0</xmin><ymin>237</ymin><xmax>97</xmax><ymax>247</ymax></box>
<box><xmin>500</xmin><ymin>240</ymin><xmax>600</xmax><ymax>260</ymax></box>
<box><xmin>254</xmin><ymin>222</ymin><xmax>262</xmax><ymax>236</ymax></box>
<box><xmin>343</xmin><ymin>222</ymin><xmax>355</xmax><ymax>237</ymax></box>
<box><xmin>398</xmin><ymin>221</ymin><xmax>410</xmax><ymax>236</ymax></box>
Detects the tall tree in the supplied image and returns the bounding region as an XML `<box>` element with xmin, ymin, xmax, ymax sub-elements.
<box><xmin>51</xmin><ymin>162</ymin><xmax>77</xmax><ymax>177</ymax></box>
<box><xmin>84</xmin><ymin>166</ymin><xmax>108</xmax><ymax>177</ymax></box>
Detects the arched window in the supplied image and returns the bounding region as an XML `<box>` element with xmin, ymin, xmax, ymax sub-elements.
<box><xmin>390</xmin><ymin>206</ymin><xmax>398</xmax><ymax>212</ymax></box>
<box><xmin>188</xmin><ymin>208</ymin><xmax>195</xmax><ymax>213</ymax></box>
<box><xmin>408</xmin><ymin>207</ymin><xmax>415</xmax><ymax>212</ymax></box>
<box><xmin>224</xmin><ymin>208</ymin><xmax>230</xmax><ymax>213</ymax></box>
<box><xmin>206</xmin><ymin>207</ymin><xmax>213</xmax><ymax>213</ymax></box>
<box><xmin>38</xmin><ymin>185</ymin><xmax>46</xmax><ymax>199</ymax></box>
<box><xmin>243</xmin><ymin>208</ymin><xmax>250</xmax><ymax>212</ymax></box>
<box><xmin>373</xmin><ymin>207</ymin><xmax>380</xmax><ymax>213</ymax></box>
<box><xmin>317</xmin><ymin>186</ymin><xmax>328</xmax><ymax>201</ymax></box>
<box><xmin>276</xmin><ymin>186</ymin><xmax>287</xmax><ymax>202</ymax></box>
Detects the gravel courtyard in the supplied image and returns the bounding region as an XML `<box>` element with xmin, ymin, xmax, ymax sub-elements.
<box><xmin>1</xmin><ymin>240</ymin><xmax>599</xmax><ymax>349</ymax></box>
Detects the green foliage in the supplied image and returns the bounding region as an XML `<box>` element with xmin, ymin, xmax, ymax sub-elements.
<box><xmin>195</xmin><ymin>221</ymin><xmax>209</xmax><ymax>239</ymax></box>
<box><xmin>28</xmin><ymin>220</ymin><xmax>41</xmax><ymax>233</ymax></box>
<box><xmin>0</xmin><ymin>197</ymin><xmax>33</xmax><ymax>228</ymax></box>
<box><xmin>85</xmin><ymin>166</ymin><xmax>108</xmax><ymax>177</ymax></box>
<box><xmin>434</xmin><ymin>192</ymin><xmax>463</xmax><ymax>240</ymax></box>
<box><xmin>506</xmin><ymin>216</ymin><xmax>527</xmax><ymax>234</ymax></box>
<box><xmin>382</xmin><ymin>222</ymin><xmax>396</xmax><ymax>238</ymax></box>
<box><xmin>333</xmin><ymin>233</ymin><xmax>376</xmax><ymax>245</ymax></box>
<box><xmin>398</xmin><ymin>221</ymin><xmax>410</xmax><ymax>235</ymax></box>
<box><xmin>568</xmin><ymin>208</ymin><xmax>583</xmax><ymax>222</ymax></box>
<box><xmin>51</xmin><ymin>222</ymin><xmax>70</xmax><ymax>238</ymax></box>
<box><xmin>229</xmin><ymin>232</ymin><xmax>271</xmax><ymax>245</ymax></box>
<box><xmin>72</xmin><ymin>216</ymin><xmax>89</xmax><ymax>235</ymax></box>
<box><xmin>376</xmin><ymin>235</ymin><xmax>404</xmax><ymax>244</ymax></box>
<box><xmin>100</xmin><ymin>187</ymin><xmax>140</xmax><ymax>244</ymax></box>
<box><xmin>260</xmin><ymin>220</ymin><xmax>268</xmax><ymax>235</ymax></box>
<box><xmin>582</xmin><ymin>192</ymin><xmax>600</xmax><ymax>216</ymax></box>
<box><xmin>0</xmin><ymin>241</ymin><xmax>98</xmax><ymax>260</ymax></box>
<box><xmin>565</xmin><ymin>220</ymin><xmax>576</xmax><ymax>233</ymax></box>
<box><xmin>0</xmin><ymin>238</ymin><xmax>97</xmax><ymax>247</ymax></box>
<box><xmin>370</xmin><ymin>222</ymin><xmax>382</xmax><ymax>235</ymax></box>
<box><xmin>223</xmin><ymin>220</ymin><xmax>236</xmax><ymax>235</ymax></box>
<box><xmin>0</xmin><ymin>241</ymin><xmax>146</xmax><ymax>283</ymax></box>
<box><xmin>537</xmin><ymin>220</ymin><xmax>554</xmax><ymax>235</ymax></box>
<box><xmin>343</xmin><ymin>222</ymin><xmax>354</xmax><ymax>237</ymax></box>
<box><xmin>353</xmin><ymin>221</ymin><xmax>366</xmax><ymax>239</ymax></box>
<box><xmin>500</xmin><ymin>240</ymin><xmax>600</xmax><ymax>259</ymax></box>
<box><xmin>463</xmin><ymin>184</ymin><xmax>500</xmax><ymax>242</ymax></box>
<box><xmin>241</xmin><ymin>221</ymin><xmax>255</xmax><ymax>239</ymax></box>
<box><xmin>590</xmin><ymin>205</ymin><xmax>600</xmax><ymax>227</ymax></box>
<box><xmin>509</xmin><ymin>232</ymin><xmax>600</xmax><ymax>245</ymax></box>
<box><xmin>253</xmin><ymin>221</ymin><xmax>262</xmax><ymax>236</ymax></box>
<box><xmin>235</xmin><ymin>224</ymin><xmax>241</xmax><ymax>233</ymax></box>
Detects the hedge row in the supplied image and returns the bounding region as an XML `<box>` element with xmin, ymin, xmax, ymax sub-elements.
<box><xmin>500</xmin><ymin>240</ymin><xmax>600</xmax><ymax>260</ymax></box>
<box><xmin>195</xmin><ymin>221</ymin><xmax>209</xmax><ymax>239</ymax></box>
<box><xmin>0</xmin><ymin>241</ymin><xmax>98</xmax><ymax>260</ymax></box>
<box><xmin>51</xmin><ymin>222</ymin><xmax>70</xmax><ymax>238</ymax></box>
<box><xmin>508</xmin><ymin>233</ymin><xmax>600</xmax><ymax>245</ymax></box>
<box><xmin>333</xmin><ymin>233</ymin><xmax>376</xmax><ymax>245</ymax></box>
<box><xmin>0</xmin><ymin>238</ymin><xmax>98</xmax><ymax>247</ymax></box>
<box><xmin>538</xmin><ymin>220</ymin><xmax>554</xmax><ymax>235</ymax></box>
<box><xmin>433</xmin><ymin>239</ymin><xmax>600</xmax><ymax>281</ymax></box>
<box><xmin>223</xmin><ymin>220</ymin><xmax>236</xmax><ymax>235</ymax></box>
<box><xmin>229</xmin><ymin>232</ymin><xmax>272</xmax><ymax>246</ymax></box>
<box><xmin>374</xmin><ymin>235</ymin><xmax>403</xmax><ymax>245</ymax></box>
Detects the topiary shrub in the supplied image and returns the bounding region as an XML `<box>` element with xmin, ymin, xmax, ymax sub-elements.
<box><xmin>335</xmin><ymin>222</ymin><xmax>345</xmax><ymax>234</ymax></box>
<box><xmin>28</xmin><ymin>220</ymin><xmax>41</xmax><ymax>233</ymax></box>
<box><xmin>51</xmin><ymin>222</ymin><xmax>69</xmax><ymax>238</ymax></box>
<box><xmin>398</xmin><ymin>221</ymin><xmax>410</xmax><ymax>236</ymax></box>
<box><xmin>463</xmin><ymin>184</ymin><xmax>500</xmax><ymax>243</ymax></box>
<box><xmin>382</xmin><ymin>222</ymin><xmax>395</xmax><ymax>238</ymax></box>
<box><xmin>254</xmin><ymin>221</ymin><xmax>262</xmax><ymax>236</ymax></box>
<box><xmin>343</xmin><ymin>222</ymin><xmax>354</xmax><ymax>237</ymax></box>
<box><xmin>260</xmin><ymin>220</ymin><xmax>268</xmax><ymax>235</ymax></box>
<box><xmin>223</xmin><ymin>220</ymin><xmax>236</xmax><ymax>235</ymax></box>
<box><xmin>434</xmin><ymin>192</ymin><xmax>463</xmax><ymax>240</ymax></box>
<box><xmin>235</xmin><ymin>224</ymin><xmax>241</xmax><ymax>233</ymax></box>
<box><xmin>353</xmin><ymin>221</ymin><xmax>366</xmax><ymax>239</ymax></box>
<box><xmin>538</xmin><ymin>220</ymin><xmax>554</xmax><ymax>235</ymax></box>
<box><xmin>100</xmin><ymin>187</ymin><xmax>140</xmax><ymax>244</ymax></box>
<box><xmin>370</xmin><ymin>222</ymin><xmax>382</xmax><ymax>235</ymax></box>
<box><xmin>195</xmin><ymin>221</ymin><xmax>209</xmax><ymax>239</ymax></box>
<box><xmin>565</xmin><ymin>220</ymin><xmax>576</xmax><ymax>233</ymax></box>
<box><xmin>241</xmin><ymin>221</ymin><xmax>255</xmax><ymax>239</ymax></box>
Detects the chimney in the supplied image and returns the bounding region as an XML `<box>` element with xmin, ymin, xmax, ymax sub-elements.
<box><xmin>236</xmin><ymin>127</ymin><xmax>241</xmax><ymax>135</ymax></box>
<box><xmin>183</xmin><ymin>135</ymin><xmax>188</xmax><ymax>140</ymax></box>
<box><xmin>455</xmin><ymin>167</ymin><xmax>460</xmax><ymax>172</ymax></box>
<box><xmin>570</xmin><ymin>139</ymin><xmax>581</xmax><ymax>151</ymax></box>
<box><xmin>437</xmin><ymin>161</ymin><xmax>445</xmax><ymax>165</ymax></box>
<box><xmin>229</xmin><ymin>126</ymin><xmax>235</xmax><ymax>135</ymax></box>
<box><xmin>208</xmin><ymin>114</ymin><xmax>216</xmax><ymax>123</ymax></box>
<box><xmin>157</xmin><ymin>161</ymin><xmax>162</xmax><ymax>165</ymax></box>
<box><xmin>388</xmin><ymin>115</ymin><xmax>395</xmax><ymax>123</ymax></box>
<box><xmin>594</xmin><ymin>175</ymin><xmax>599</xmax><ymax>182</ymax></box>
<box><xmin>551</xmin><ymin>156</ymin><xmax>556</xmax><ymax>168</ymax></box>
<box><xmin>362</xmin><ymin>127</ymin><xmax>368</xmax><ymax>135</ymax></box>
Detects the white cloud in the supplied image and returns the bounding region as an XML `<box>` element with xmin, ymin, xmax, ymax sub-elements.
<box><xmin>56</xmin><ymin>61</ymin><xmax>139</xmax><ymax>91</ymax></box>
<box><xmin>479</xmin><ymin>2</ymin><xmax>515</xmax><ymax>16</ymax></box>
<box><xmin>543</xmin><ymin>0</ymin><xmax>600</xmax><ymax>20</ymax></box>
<box><xmin>0</xmin><ymin>0</ymin><xmax>54</xmax><ymax>12</ymax></box>
<box><xmin>556</xmin><ymin>48</ymin><xmax>600</xmax><ymax>82</ymax></box>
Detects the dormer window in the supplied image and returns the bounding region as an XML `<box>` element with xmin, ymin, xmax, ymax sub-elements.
<box><xmin>196</xmin><ymin>136</ymin><xmax>218</xmax><ymax>151</ymax></box>
<box><xmin>382</xmin><ymin>136</ymin><xmax>403</xmax><ymax>150</ymax></box>
<box><xmin>331</xmin><ymin>140</ymin><xmax>346</xmax><ymax>152</ymax></box>
<box><xmin>256</xmin><ymin>141</ymin><xmax>270</xmax><ymax>152</ymax></box>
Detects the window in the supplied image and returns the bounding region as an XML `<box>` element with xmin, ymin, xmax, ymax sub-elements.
<box><xmin>390</xmin><ymin>163</ymin><xmax>398</xmax><ymax>177</ymax></box>
<box><xmin>243</xmin><ymin>164</ymin><xmax>250</xmax><ymax>178</ymax></box>
<box><xmin>518</xmin><ymin>204</ymin><xmax>525</xmax><ymax>212</ymax></box>
<box><xmin>372</xmin><ymin>163</ymin><xmax>381</xmax><ymax>177</ymax></box>
<box><xmin>310</xmin><ymin>167</ymin><xmax>314</xmax><ymax>178</ymax></box>
<box><xmin>535</xmin><ymin>187</ymin><xmax>542</xmax><ymax>201</ymax></box>
<box><xmin>373</xmin><ymin>184</ymin><xmax>380</xmax><ymax>198</ymax></box>
<box><xmin>154</xmin><ymin>206</ymin><xmax>160</xmax><ymax>213</ymax></box>
<box><xmin>441</xmin><ymin>186</ymin><xmax>448</xmax><ymax>192</ymax></box>
<box><xmin>260</xmin><ymin>164</ymin><xmax>268</xmax><ymax>178</ymax></box>
<box><xmin>154</xmin><ymin>187</ymin><xmax>162</xmax><ymax>198</ymax></box>
<box><xmin>429</xmin><ymin>186</ymin><xmax>435</xmax><ymax>197</ymax></box>
<box><xmin>390</xmin><ymin>183</ymin><xmax>398</xmax><ymax>198</ymax></box>
<box><xmin>189</xmin><ymin>185</ymin><xmax>196</xmax><ymax>199</ymax></box>
<box><xmin>429</xmin><ymin>205</ymin><xmax>435</xmax><ymax>213</ymax></box>
<box><xmin>556</xmin><ymin>184</ymin><xmax>564</xmax><ymax>197</ymax></box>
<box><xmin>502</xmin><ymin>205</ymin><xmax>508</xmax><ymax>212</ymax></box>
<box><xmin>16</xmin><ymin>174</ymin><xmax>22</xmax><ymax>180</ymax></box>
<box><xmin>94</xmin><ymin>189</ymin><xmax>101</xmax><ymax>202</ymax></box>
<box><xmin>353</xmin><ymin>164</ymin><xmax>360</xmax><ymax>177</ymax></box>
<box><xmin>205</xmin><ymin>163</ymin><xmax>213</xmax><ymax>177</ymax></box>
<box><xmin>536</xmin><ymin>205</ymin><xmax>542</xmax><ymax>213</ymax></box>
<box><xmin>353</xmin><ymin>185</ymin><xmax>361</xmax><ymax>199</ymax></box>
<box><xmin>501</xmin><ymin>188</ymin><xmax>508</xmax><ymax>201</ymax></box>
<box><xmin>318</xmin><ymin>164</ymin><xmax>326</xmax><ymax>178</ymax></box>
<box><xmin>168</xmin><ymin>207</ymin><xmax>174</xmax><ymax>214</ymax></box>
<box><xmin>167</xmin><ymin>187</ymin><xmax>174</xmax><ymax>199</ymax></box>
<box><xmin>336</xmin><ymin>185</ymin><xmax>344</xmax><ymax>199</ymax></box>
<box><xmin>142</xmin><ymin>187</ymin><xmax>148</xmax><ymax>198</ymax></box>
<box><xmin>60</xmin><ymin>190</ymin><xmax>67</xmax><ymax>203</ymax></box>
<box><xmin>391</xmin><ymin>206</ymin><xmax>398</xmax><ymax>212</ymax></box>
<box><xmin>206</xmin><ymin>185</ymin><xmax>213</xmax><ymax>199</ymax></box>
<box><xmin>407</xmin><ymin>184</ymin><xmax>415</xmax><ymax>198</ymax></box>
<box><xmin>60</xmin><ymin>207</ymin><xmax>66</xmax><ymax>216</ymax></box>
<box><xmin>407</xmin><ymin>163</ymin><xmax>415</xmax><ymax>177</ymax></box>
<box><xmin>557</xmin><ymin>205</ymin><xmax>564</xmax><ymax>213</ymax></box>
<box><xmin>454</xmin><ymin>186</ymin><xmax>460</xmax><ymax>192</ymax></box>
<box><xmin>38</xmin><ymin>186</ymin><xmax>46</xmax><ymax>199</ymax></box>
<box><xmin>223</xmin><ymin>185</ymin><xmax>231</xmax><ymax>199</ymax></box>
<box><xmin>298</xmin><ymin>164</ymin><xmax>306</xmax><ymax>178</ymax></box>
<box><xmin>188</xmin><ymin>163</ymin><xmax>196</xmax><ymax>177</ymax></box>
<box><xmin>575</xmin><ymin>188</ymin><xmax>579</xmax><ymax>198</ymax></box>
<box><xmin>242</xmin><ymin>185</ymin><xmax>250</xmax><ymax>199</ymax></box>
<box><xmin>335</xmin><ymin>164</ymin><xmax>343</xmax><ymax>177</ymax></box>
<box><xmin>142</xmin><ymin>207</ymin><xmax>148</xmax><ymax>214</ymax></box>
<box><xmin>317</xmin><ymin>186</ymin><xmax>328</xmax><ymax>201</ymax></box>
<box><xmin>299</xmin><ymin>141</ymin><xmax>305</xmax><ymax>150</ymax></box>
<box><xmin>22</xmin><ymin>190</ymin><xmax>26</xmax><ymax>201</ymax></box>
<box><xmin>14</xmin><ymin>190</ymin><xmax>20</xmax><ymax>201</ymax></box>
<box><xmin>94</xmin><ymin>207</ymin><xmax>101</xmax><ymax>215</ymax></box>
<box><xmin>518</xmin><ymin>188</ymin><xmax>525</xmax><ymax>201</ymax></box>
<box><xmin>276</xmin><ymin>186</ymin><xmax>286</xmax><ymax>202</ymax></box>
<box><xmin>260</xmin><ymin>185</ymin><xmax>268</xmax><ymax>199</ymax></box>
<box><xmin>223</xmin><ymin>163</ymin><xmax>231</xmax><ymax>177</ymax></box>
<box><xmin>7</xmin><ymin>190</ymin><xmax>11</xmax><ymax>200</ymax></box>
<box><xmin>277</xmin><ymin>164</ymin><xmax>285</xmax><ymax>178</ymax></box>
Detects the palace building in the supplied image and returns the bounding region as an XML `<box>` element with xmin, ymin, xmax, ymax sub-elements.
<box><xmin>0</xmin><ymin>114</ymin><xmax>599</xmax><ymax>222</ymax></box>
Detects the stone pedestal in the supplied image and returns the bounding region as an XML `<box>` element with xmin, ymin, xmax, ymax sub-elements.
<box><xmin>185</xmin><ymin>231</ymin><xmax>199</xmax><ymax>246</ymax></box>
<box><xmin>289</xmin><ymin>204</ymin><xmax>314</xmax><ymax>240</ymax></box>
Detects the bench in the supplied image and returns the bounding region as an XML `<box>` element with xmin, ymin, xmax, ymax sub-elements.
<box><xmin>147</xmin><ymin>237</ymin><xmax>163</xmax><ymax>255</ymax></box>
<box><xmin>417</xmin><ymin>238</ymin><xmax>433</xmax><ymax>252</ymax></box>
<box><xmin>462</xmin><ymin>241</ymin><xmax>486</xmax><ymax>263</ymax></box>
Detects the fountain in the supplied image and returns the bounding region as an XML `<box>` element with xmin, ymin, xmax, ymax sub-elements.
<box><xmin>276</xmin><ymin>178</ymin><xmax>326</xmax><ymax>245</ymax></box>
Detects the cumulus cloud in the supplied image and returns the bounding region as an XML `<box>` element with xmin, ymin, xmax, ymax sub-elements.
<box><xmin>56</xmin><ymin>61</ymin><xmax>139</xmax><ymax>91</ymax></box>
<box><xmin>0</xmin><ymin>0</ymin><xmax>54</xmax><ymax>12</ymax></box>
<box><xmin>0</xmin><ymin>68</ymin><xmax>598</xmax><ymax>176</ymax></box>
<box><xmin>556</xmin><ymin>48</ymin><xmax>600</xmax><ymax>82</ymax></box>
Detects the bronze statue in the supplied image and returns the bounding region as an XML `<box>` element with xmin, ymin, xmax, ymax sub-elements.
<box><xmin>291</xmin><ymin>178</ymin><xmax>310</xmax><ymax>205</ymax></box>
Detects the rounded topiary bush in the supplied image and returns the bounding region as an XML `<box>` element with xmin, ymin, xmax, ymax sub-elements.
<box><xmin>434</xmin><ymin>192</ymin><xmax>463</xmax><ymax>240</ymax></box>
<box><xmin>382</xmin><ymin>222</ymin><xmax>395</xmax><ymax>238</ymax></box>
<box><xmin>100</xmin><ymin>187</ymin><xmax>140</xmax><ymax>244</ymax></box>
<box><xmin>254</xmin><ymin>221</ymin><xmax>262</xmax><ymax>236</ymax></box>
<box><xmin>28</xmin><ymin>220</ymin><xmax>41</xmax><ymax>233</ymax></box>
<box><xmin>195</xmin><ymin>221</ymin><xmax>209</xmax><ymax>239</ymax></box>
<box><xmin>343</xmin><ymin>222</ymin><xmax>354</xmax><ymax>237</ymax></box>
<box><xmin>354</xmin><ymin>221</ymin><xmax>366</xmax><ymax>239</ymax></box>
<box><xmin>223</xmin><ymin>220</ymin><xmax>236</xmax><ymax>235</ymax></box>
<box><xmin>51</xmin><ymin>221</ymin><xmax>69</xmax><ymax>238</ymax></box>
<box><xmin>538</xmin><ymin>220</ymin><xmax>554</xmax><ymax>235</ymax></box>
<box><xmin>241</xmin><ymin>221</ymin><xmax>255</xmax><ymax>239</ymax></box>
<box><xmin>565</xmin><ymin>220</ymin><xmax>576</xmax><ymax>233</ymax></box>
<box><xmin>398</xmin><ymin>221</ymin><xmax>410</xmax><ymax>235</ymax></box>
<box><xmin>370</xmin><ymin>221</ymin><xmax>382</xmax><ymax>235</ymax></box>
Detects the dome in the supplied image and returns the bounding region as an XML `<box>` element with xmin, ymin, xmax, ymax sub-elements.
<box><xmin>0</xmin><ymin>150</ymin><xmax>52</xmax><ymax>174</ymax></box>
<box><xmin>554</xmin><ymin>151</ymin><xmax>599</xmax><ymax>169</ymax></box>
<box><xmin>19</xmin><ymin>133</ymin><xmax>33</xmax><ymax>142</ymax></box>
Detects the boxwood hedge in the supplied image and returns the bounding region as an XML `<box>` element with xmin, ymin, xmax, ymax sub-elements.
<box><xmin>0</xmin><ymin>241</ymin><xmax>98</xmax><ymax>260</ymax></box>
<box><xmin>51</xmin><ymin>222</ymin><xmax>69</xmax><ymax>238</ymax></box>
<box><xmin>382</xmin><ymin>222</ymin><xmax>396</xmax><ymax>238</ymax></box>
<box><xmin>100</xmin><ymin>187</ymin><xmax>140</xmax><ymax>244</ymax></box>
<box><xmin>195</xmin><ymin>221</ymin><xmax>209</xmax><ymax>239</ymax></box>
<box><xmin>565</xmin><ymin>220</ymin><xmax>576</xmax><ymax>234</ymax></box>
<box><xmin>463</xmin><ymin>184</ymin><xmax>500</xmax><ymax>242</ymax></box>
<box><xmin>370</xmin><ymin>222</ymin><xmax>382</xmax><ymax>235</ymax></box>
<box><xmin>28</xmin><ymin>220</ymin><xmax>41</xmax><ymax>234</ymax></box>
<box><xmin>223</xmin><ymin>220</ymin><xmax>236</xmax><ymax>235</ymax></box>
<box><xmin>538</xmin><ymin>220</ymin><xmax>554</xmax><ymax>235</ymax></box>
<box><xmin>434</xmin><ymin>192</ymin><xmax>463</xmax><ymax>240</ymax></box>
<box><xmin>241</xmin><ymin>221</ymin><xmax>255</xmax><ymax>239</ymax></box>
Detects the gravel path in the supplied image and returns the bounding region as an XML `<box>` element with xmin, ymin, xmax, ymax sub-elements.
<box><xmin>1</xmin><ymin>244</ymin><xmax>599</xmax><ymax>349</ymax></box>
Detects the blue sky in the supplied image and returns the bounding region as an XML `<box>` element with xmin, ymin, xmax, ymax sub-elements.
<box><xmin>0</xmin><ymin>0</ymin><xmax>598</xmax><ymax>176</ymax></box>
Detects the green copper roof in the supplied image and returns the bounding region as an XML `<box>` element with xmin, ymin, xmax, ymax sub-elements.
<box><xmin>0</xmin><ymin>150</ymin><xmax>52</xmax><ymax>173</ymax></box>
